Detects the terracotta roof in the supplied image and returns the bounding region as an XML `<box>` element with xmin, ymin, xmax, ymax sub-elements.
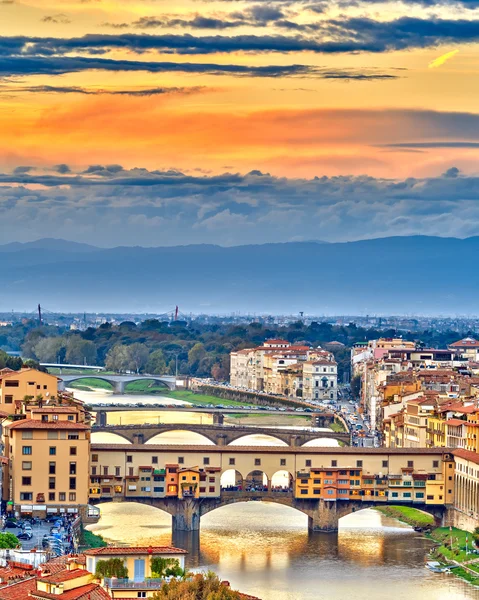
<box><xmin>40</xmin><ymin>556</ymin><xmax>86</xmax><ymax>575</ymax></box>
<box><xmin>84</xmin><ymin>546</ymin><xmax>187</xmax><ymax>556</ymax></box>
<box><xmin>91</xmin><ymin>443</ymin><xmax>449</xmax><ymax>455</ymax></box>
<box><xmin>450</xmin><ymin>338</ymin><xmax>479</xmax><ymax>348</ymax></box>
<box><xmin>0</xmin><ymin>578</ymin><xmax>36</xmax><ymax>600</ymax></box>
<box><xmin>30</xmin><ymin>583</ymin><xmax>110</xmax><ymax>600</ymax></box>
<box><xmin>453</xmin><ymin>448</ymin><xmax>479</xmax><ymax>465</ymax></box>
<box><xmin>446</xmin><ymin>419</ymin><xmax>466</xmax><ymax>427</ymax></box>
<box><xmin>0</xmin><ymin>369</ymin><xmax>58</xmax><ymax>381</ymax></box>
<box><xmin>38</xmin><ymin>569</ymin><xmax>90</xmax><ymax>585</ymax></box>
<box><xmin>0</xmin><ymin>562</ymin><xmax>33</xmax><ymax>583</ymax></box>
<box><xmin>6</xmin><ymin>420</ymin><xmax>89</xmax><ymax>430</ymax></box>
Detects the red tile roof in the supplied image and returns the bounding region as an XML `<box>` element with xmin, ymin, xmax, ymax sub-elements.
<box><xmin>84</xmin><ymin>546</ymin><xmax>187</xmax><ymax>556</ymax></box>
<box><xmin>38</xmin><ymin>569</ymin><xmax>90</xmax><ymax>585</ymax></box>
<box><xmin>0</xmin><ymin>578</ymin><xmax>36</xmax><ymax>600</ymax></box>
<box><xmin>31</xmin><ymin>408</ymin><xmax>79</xmax><ymax>414</ymax></box>
<box><xmin>450</xmin><ymin>338</ymin><xmax>479</xmax><ymax>348</ymax></box>
<box><xmin>453</xmin><ymin>448</ymin><xmax>479</xmax><ymax>465</ymax></box>
<box><xmin>6</xmin><ymin>420</ymin><xmax>89</xmax><ymax>431</ymax></box>
<box><xmin>30</xmin><ymin>583</ymin><xmax>110</xmax><ymax>600</ymax></box>
<box><xmin>446</xmin><ymin>419</ymin><xmax>466</xmax><ymax>426</ymax></box>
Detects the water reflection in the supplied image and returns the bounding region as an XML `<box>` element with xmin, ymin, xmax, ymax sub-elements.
<box><xmin>87</xmin><ymin>502</ymin><xmax>479</xmax><ymax>600</ymax></box>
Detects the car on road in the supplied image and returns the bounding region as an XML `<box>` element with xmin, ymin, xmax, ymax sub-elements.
<box><xmin>4</xmin><ymin>519</ymin><xmax>17</xmax><ymax>529</ymax></box>
<box><xmin>18</xmin><ymin>530</ymin><xmax>33</xmax><ymax>540</ymax></box>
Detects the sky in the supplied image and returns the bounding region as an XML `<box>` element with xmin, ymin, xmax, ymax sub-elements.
<box><xmin>0</xmin><ymin>0</ymin><xmax>479</xmax><ymax>246</ymax></box>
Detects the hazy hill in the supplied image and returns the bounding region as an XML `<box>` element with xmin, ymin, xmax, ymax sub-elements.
<box><xmin>0</xmin><ymin>236</ymin><xmax>477</xmax><ymax>314</ymax></box>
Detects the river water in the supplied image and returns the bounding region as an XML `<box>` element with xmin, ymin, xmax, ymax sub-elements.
<box><xmin>79</xmin><ymin>389</ymin><xmax>479</xmax><ymax>600</ymax></box>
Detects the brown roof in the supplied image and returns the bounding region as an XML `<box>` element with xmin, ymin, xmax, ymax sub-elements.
<box><xmin>453</xmin><ymin>448</ymin><xmax>479</xmax><ymax>465</ymax></box>
<box><xmin>446</xmin><ymin>419</ymin><xmax>466</xmax><ymax>426</ymax></box>
<box><xmin>38</xmin><ymin>569</ymin><xmax>90</xmax><ymax>584</ymax></box>
<box><xmin>6</xmin><ymin>420</ymin><xmax>89</xmax><ymax>430</ymax></box>
<box><xmin>30</xmin><ymin>583</ymin><xmax>110</xmax><ymax>600</ymax></box>
<box><xmin>91</xmin><ymin>443</ymin><xmax>449</xmax><ymax>455</ymax></box>
<box><xmin>31</xmin><ymin>408</ymin><xmax>79</xmax><ymax>414</ymax></box>
<box><xmin>84</xmin><ymin>546</ymin><xmax>187</xmax><ymax>556</ymax></box>
<box><xmin>450</xmin><ymin>338</ymin><xmax>479</xmax><ymax>348</ymax></box>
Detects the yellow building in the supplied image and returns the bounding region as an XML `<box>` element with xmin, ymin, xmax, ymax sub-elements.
<box><xmin>4</xmin><ymin>404</ymin><xmax>90</xmax><ymax>518</ymax></box>
<box><xmin>426</xmin><ymin>416</ymin><xmax>447</xmax><ymax>448</ymax></box>
<box><xmin>0</xmin><ymin>368</ymin><xmax>59</xmax><ymax>415</ymax></box>
<box><xmin>85</xmin><ymin>546</ymin><xmax>187</xmax><ymax>598</ymax></box>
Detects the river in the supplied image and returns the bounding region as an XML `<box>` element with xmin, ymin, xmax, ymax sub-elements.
<box><xmin>79</xmin><ymin>389</ymin><xmax>479</xmax><ymax>600</ymax></box>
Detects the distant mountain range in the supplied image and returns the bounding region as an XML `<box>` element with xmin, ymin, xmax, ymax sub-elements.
<box><xmin>0</xmin><ymin>236</ymin><xmax>478</xmax><ymax>315</ymax></box>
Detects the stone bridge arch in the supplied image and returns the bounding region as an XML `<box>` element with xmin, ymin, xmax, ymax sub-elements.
<box><xmin>225</xmin><ymin>432</ymin><xmax>291</xmax><ymax>447</ymax></box>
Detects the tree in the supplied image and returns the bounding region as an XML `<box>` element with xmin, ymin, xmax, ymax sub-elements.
<box><xmin>127</xmin><ymin>343</ymin><xmax>149</xmax><ymax>374</ymax></box>
<box><xmin>65</xmin><ymin>337</ymin><xmax>97</xmax><ymax>365</ymax></box>
<box><xmin>146</xmin><ymin>350</ymin><xmax>167</xmax><ymax>374</ymax></box>
<box><xmin>105</xmin><ymin>345</ymin><xmax>130</xmax><ymax>373</ymax></box>
<box><xmin>153</xmin><ymin>572</ymin><xmax>241</xmax><ymax>600</ymax></box>
<box><xmin>33</xmin><ymin>337</ymin><xmax>65</xmax><ymax>363</ymax></box>
<box><xmin>95</xmin><ymin>558</ymin><xmax>128</xmax><ymax>579</ymax></box>
<box><xmin>151</xmin><ymin>557</ymin><xmax>184</xmax><ymax>578</ymax></box>
<box><xmin>188</xmin><ymin>343</ymin><xmax>206</xmax><ymax>374</ymax></box>
<box><xmin>0</xmin><ymin>533</ymin><xmax>19</xmax><ymax>549</ymax></box>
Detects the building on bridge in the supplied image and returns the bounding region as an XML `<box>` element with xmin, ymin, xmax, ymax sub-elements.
<box><xmin>88</xmin><ymin>444</ymin><xmax>454</xmax><ymax>532</ymax></box>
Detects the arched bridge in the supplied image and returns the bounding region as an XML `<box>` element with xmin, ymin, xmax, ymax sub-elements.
<box><xmin>91</xmin><ymin>423</ymin><xmax>350</xmax><ymax>446</ymax></box>
<box><xmin>95</xmin><ymin>494</ymin><xmax>447</xmax><ymax>533</ymax></box>
<box><xmin>58</xmin><ymin>374</ymin><xmax>176</xmax><ymax>393</ymax></box>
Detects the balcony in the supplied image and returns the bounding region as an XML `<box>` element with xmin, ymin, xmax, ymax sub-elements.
<box><xmin>105</xmin><ymin>578</ymin><xmax>164</xmax><ymax>590</ymax></box>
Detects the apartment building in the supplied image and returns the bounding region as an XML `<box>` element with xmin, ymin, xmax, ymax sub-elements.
<box><xmin>3</xmin><ymin>404</ymin><xmax>90</xmax><ymax>519</ymax></box>
<box><xmin>0</xmin><ymin>368</ymin><xmax>59</xmax><ymax>416</ymax></box>
<box><xmin>230</xmin><ymin>339</ymin><xmax>337</xmax><ymax>399</ymax></box>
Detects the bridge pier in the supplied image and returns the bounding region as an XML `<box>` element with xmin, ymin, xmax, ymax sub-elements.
<box><xmin>113</xmin><ymin>381</ymin><xmax>125</xmax><ymax>394</ymax></box>
<box><xmin>213</xmin><ymin>413</ymin><xmax>224</xmax><ymax>425</ymax></box>
<box><xmin>171</xmin><ymin>498</ymin><xmax>201</xmax><ymax>532</ymax></box>
<box><xmin>95</xmin><ymin>411</ymin><xmax>107</xmax><ymax>427</ymax></box>
<box><xmin>307</xmin><ymin>500</ymin><xmax>340</xmax><ymax>532</ymax></box>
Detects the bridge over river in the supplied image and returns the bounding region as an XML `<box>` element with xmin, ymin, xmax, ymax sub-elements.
<box><xmin>58</xmin><ymin>374</ymin><xmax>176</xmax><ymax>393</ymax></box>
<box><xmin>91</xmin><ymin>422</ymin><xmax>351</xmax><ymax>446</ymax></box>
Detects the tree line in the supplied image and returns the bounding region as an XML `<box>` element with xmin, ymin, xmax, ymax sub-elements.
<box><xmin>0</xmin><ymin>318</ymin><xmax>473</xmax><ymax>380</ymax></box>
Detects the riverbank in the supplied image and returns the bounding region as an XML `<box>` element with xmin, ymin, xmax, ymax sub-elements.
<box><xmin>376</xmin><ymin>507</ymin><xmax>479</xmax><ymax>587</ymax></box>
<box><xmin>80</xmin><ymin>528</ymin><xmax>107</xmax><ymax>550</ymax></box>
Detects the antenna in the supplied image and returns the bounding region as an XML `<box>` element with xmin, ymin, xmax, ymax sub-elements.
<box><xmin>38</xmin><ymin>304</ymin><xmax>42</xmax><ymax>326</ymax></box>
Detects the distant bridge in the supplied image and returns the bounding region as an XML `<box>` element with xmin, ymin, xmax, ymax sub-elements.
<box><xmin>91</xmin><ymin>422</ymin><xmax>350</xmax><ymax>446</ymax></box>
<box><xmin>42</xmin><ymin>363</ymin><xmax>106</xmax><ymax>371</ymax></box>
<box><xmin>58</xmin><ymin>374</ymin><xmax>176</xmax><ymax>394</ymax></box>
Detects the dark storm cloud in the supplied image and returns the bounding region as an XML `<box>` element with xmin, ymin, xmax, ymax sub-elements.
<box><xmin>2</xmin><ymin>18</ymin><xmax>479</xmax><ymax>57</ymax></box>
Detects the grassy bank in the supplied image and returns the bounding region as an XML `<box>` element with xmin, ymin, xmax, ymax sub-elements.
<box><xmin>68</xmin><ymin>378</ymin><xmax>113</xmax><ymax>391</ymax></box>
<box><xmin>330</xmin><ymin>421</ymin><xmax>346</xmax><ymax>433</ymax></box>
<box><xmin>153</xmin><ymin>389</ymin><xmax>246</xmax><ymax>407</ymax></box>
<box><xmin>428</xmin><ymin>527</ymin><xmax>479</xmax><ymax>586</ymax></box>
<box><xmin>80</xmin><ymin>528</ymin><xmax>107</xmax><ymax>549</ymax></box>
<box><xmin>374</xmin><ymin>505</ymin><xmax>435</xmax><ymax>528</ymax></box>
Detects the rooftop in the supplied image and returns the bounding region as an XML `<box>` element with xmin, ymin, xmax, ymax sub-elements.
<box><xmin>6</xmin><ymin>420</ymin><xmax>89</xmax><ymax>431</ymax></box>
<box><xmin>38</xmin><ymin>569</ymin><xmax>90</xmax><ymax>585</ymax></box>
<box><xmin>30</xmin><ymin>583</ymin><xmax>110</xmax><ymax>600</ymax></box>
<box><xmin>453</xmin><ymin>448</ymin><xmax>479</xmax><ymax>465</ymax></box>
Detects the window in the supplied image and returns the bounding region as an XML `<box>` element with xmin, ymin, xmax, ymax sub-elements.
<box><xmin>128</xmin><ymin>468</ymin><xmax>134</xmax><ymax>476</ymax></box>
<box><xmin>41</xmin><ymin>415</ymin><xmax>49</xmax><ymax>422</ymax></box>
<box><xmin>92</xmin><ymin>454</ymin><xmax>98</xmax><ymax>462</ymax></box>
<box><xmin>403</xmin><ymin>492</ymin><xmax>412</xmax><ymax>498</ymax></box>
<box><xmin>49</xmin><ymin>477</ymin><xmax>56</xmax><ymax>490</ymax></box>
<box><xmin>115</xmin><ymin>467</ymin><xmax>120</xmax><ymax>477</ymax></box>
<box><xmin>255</xmin><ymin>459</ymin><xmax>261</xmax><ymax>466</ymax></box>
<box><xmin>21</xmin><ymin>430</ymin><xmax>33</xmax><ymax>439</ymax></box>
<box><xmin>209</xmin><ymin>486</ymin><xmax>215</xmax><ymax>492</ymax></box>
<box><xmin>331</xmin><ymin>460</ymin><xmax>337</xmax><ymax>467</ymax></box>
<box><xmin>305</xmin><ymin>460</ymin><xmax>311</xmax><ymax>467</ymax></box>
<box><xmin>200</xmin><ymin>487</ymin><xmax>206</xmax><ymax>493</ymax></box>
<box><xmin>407</xmin><ymin>461</ymin><xmax>414</xmax><ymax>468</ymax></box>
<box><xmin>126</xmin><ymin>455</ymin><xmax>133</xmax><ymax>463</ymax></box>
<box><xmin>69</xmin><ymin>447</ymin><xmax>77</xmax><ymax>455</ymax></box>
<box><xmin>70</xmin><ymin>477</ymin><xmax>76</xmax><ymax>490</ymax></box>
<box><xmin>416</xmin><ymin>492</ymin><xmax>424</xmax><ymax>499</ymax></box>
<box><xmin>327</xmin><ymin>489</ymin><xmax>334</xmax><ymax>495</ymax></box>
<box><xmin>22</xmin><ymin>477</ymin><xmax>31</xmax><ymax>486</ymax></box>
<box><xmin>92</xmin><ymin>467</ymin><xmax>97</xmax><ymax>475</ymax></box>
<box><xmin>69</xmin><ymin>492</ymin><xmax>76</xmax><ymax>501</ymax></box>
<box><xmin>382</xmin><ymin>460</ymin><xmax>388</xmax><ymax>468</ymax></box>
<box><xmin>52</xmin><ymin>415</ymin><xmax>59</xmax><ymax>421</ymax></box>
<box><xmin>68</xmin><ymin>434</ymin><xmax>79</xmax><ymax>440</ymax></box>
<box><xmin>5</xmin><ymin>380</ymin><xmax>19</xmax><ymax>387</ymax></box>
<box><xmin>49</xmin><ymin>462</ymin><xmax>56</xmax><ymax>475</ymax></box>
<box><xmin>280</xmin><ymin>459</ymin><xmax>286</xmax><ymax>466</ymax></box>
<box><xmin>300</xmin><ymin>489</ymin><xmax>308</xmax><ymax>495</ymax></box>
<box><xmin>427</xmin><ymin>495</ymin><xmax>434</xmax><ymax>500</ymax></box>
<box><xmin>70</xmin><ymin>463</ymin><xmax>77</xmax><ymax>475</ymax></box>
<box><xmin>324</xmin><ymin>479</ymin><xmax>333</xmax><ymax>484</ymax></box>
<box><xmin>103</xmin><ymin>466</ymin><xmax>108</xmax><ymax>476</ymax></box>
<box><xmin>49</xmin><ymin>447</ymin><xmax>56</xmax><ymax>456</ymax></box>
<box><xmin>229</xmin><ymin>458</ymin><xmax>235</xmax><ymax>465</ymax></box>
<box><xmin>22</xmin><ymin>446</ymin><xmax>32</xmax><ymax>455</ymax></box>
<box><xmin>433</xmin><ymin>460</ymin><xmax>439</xmax><ymax>468</ymax></box>
<box><xmin>178</xmin><ymin>457</ymin><xmax>184</xmax><ymax>464</ymax></box>
<box><xmin>137</xmin><ymin>593</ymin><xmax>147</xmax><ymax>598</ymax></box>
<box><xmin>20</xmin><ymin>492</ymin><xmax>32</xmax><ymax>501</ymax></box>
<box><xmin>326</xmin><ymin>471</ymin><xmax>333</xmax><ymax>476</ymax></box>
<box><xmin>391</xmin><ymin>492</ymin><xmax>398</xmax><ymax>498</ymax></box>
<box><xmin>59</xmin><ymin>492</ymin><xmax>66</xmax><ymax>501</ymax></box>
<box><xmin>153</xmin><ymin>487</ymin><xmax>164</xmax><ymax>493</ymax></box>
<box><xmin>48</xmin><ymin>431</ymin><xmax>58</xmax><ymax>440</ymax></box>
<box><xmin>22</xmin><ymin>461</ymin><xmax>32</xmax><ymax>470</ymax></box>
<box><xmin>314</xmin><ymin>489</ymin><xmax>321</xmax><ymax>495</ymax></box>
<box><xmin>203</xmin><ymin>457</ymin><xmax>210</xmax><ymax>465</ymax></box>
<box><xmin>152</xmin><ymin>456</ymin><xmax>158</xmax><ymax>464</ymax></box>
<box><xmin>67</xmin><ymin>415</ymin><xmax>74</xmax><ymax>421</ymax></box>
<box><xmin>356</xmin><ymin>460</ymin><xmax>363</xmax><ymax>468</ymax></box>
<box><xmin>4</xmin><ymin>395</ymin><xmax>13</xmax><ymax>404</ymax></box>
<box><xmin>313</xmin><ymin>479</ymin><xmax>321</xmax><ymax>484</ymax></box>
<box><xmin>49</xmin><ymin>492</ymin><xmax>55</xmax><ymax>501</ymax></box>
<box><xmin>209</xmin><ymin>477</ymin><xmax>215</xmax><ymax>483</ymax></box>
